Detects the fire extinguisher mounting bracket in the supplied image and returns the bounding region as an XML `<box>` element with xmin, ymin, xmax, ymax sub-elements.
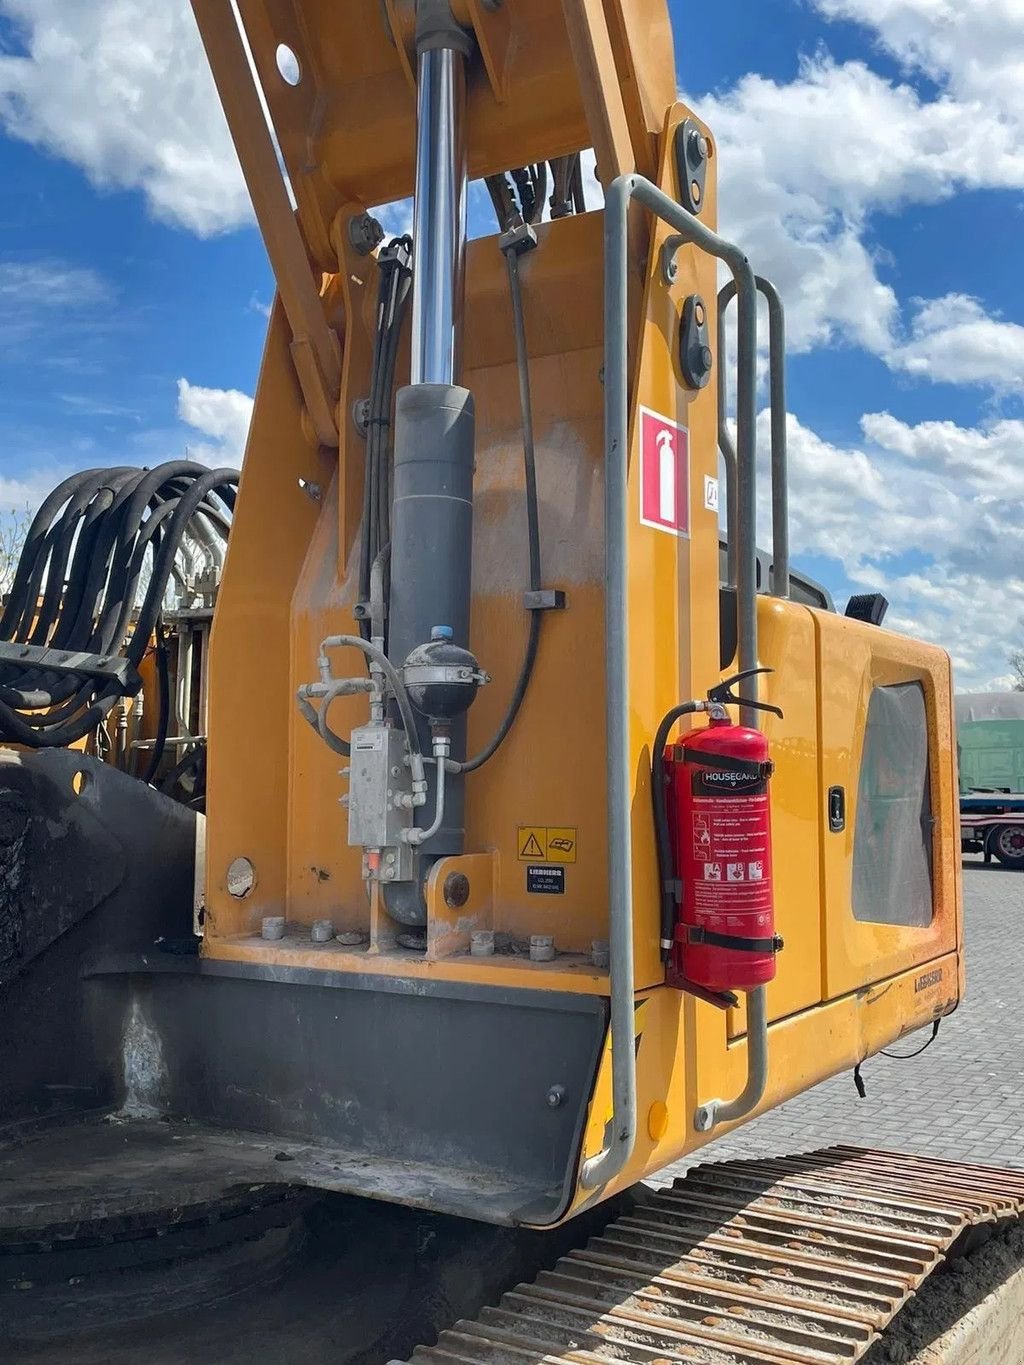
<box><xmin>686</xmin><ymin>925</ymin><xmax>785</xmax><ymax>955</ymax></box>
<box><xmin>707</xmin><ymin>666</ymin><xmax>784</xmax><ymax>720</ymax></box>
<box><xmin>681</xmin><ymin>749</ymin><xmax>774</xmax><ymax>781</ymax></box>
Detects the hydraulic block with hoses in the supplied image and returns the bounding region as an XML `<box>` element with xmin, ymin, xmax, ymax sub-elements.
<box><xmin>0</xmin><ymin>2</ymin><xmax>974</xmax><ymax>1349</ymax></box>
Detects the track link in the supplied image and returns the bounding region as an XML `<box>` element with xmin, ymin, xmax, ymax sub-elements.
<box><xmin>404</xmin><ymin>1146</ymin><xmax>1024</xmax><ymax>1365</ymax></box>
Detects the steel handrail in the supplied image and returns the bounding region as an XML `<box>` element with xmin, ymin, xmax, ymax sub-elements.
<box><xmin>583</xmin><ymin>173</ymin><xmax>762</xmax><ymax>1189</ymax></box>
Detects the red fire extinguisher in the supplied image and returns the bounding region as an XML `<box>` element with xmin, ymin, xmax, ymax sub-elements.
<box><xmin>654</xmin><ymin>669</ymin><xmax>784</xmax><ymax>1003</ymax></box>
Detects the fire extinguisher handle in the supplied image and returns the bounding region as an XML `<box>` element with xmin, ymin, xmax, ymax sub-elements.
<box><xmin>708</xmin><ymin>667</ymin><xmax>784</xmax><ymax>719</ymax></box>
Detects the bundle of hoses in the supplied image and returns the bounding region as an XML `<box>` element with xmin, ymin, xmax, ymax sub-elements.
<box><xmin>0</xmin><ymin>461</ymin><xmax>238</xmax><ymax>752</ymax></box>
<box><xmin>358</xmin><ymin>235</ymin><xmax>413</xmax><ymax>640</ymax></box>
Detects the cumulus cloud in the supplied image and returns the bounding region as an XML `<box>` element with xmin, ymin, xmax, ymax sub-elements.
<box><xmin>886</xmin><ymin>294</ymin><xmax>1024</xmax><ymax>392</ymax></box>
<box><xmin>0</xmin><ymin>1</ymin><xmax>249</xmax><ymax>234</ymax></box>
<box><xmin>769</xmin><ymin>406</ymin><xmax>1024</xmax><ymax>686</ymax></box>
<box><xmin>814</xmin><ymin>0</ymin><xmax>1024</xmax><ymax>110</ymax></box>
<box><xmin>177</xmin><ymin>378</ymin><xmax>253</xmax><ymax>467</ymax></box>
<box><xmin>697</xmin><ymin>50</ymin><xmax>1024</xmax><ymax>360</ymax></box>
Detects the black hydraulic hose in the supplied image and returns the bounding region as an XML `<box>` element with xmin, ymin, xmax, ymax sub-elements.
<box><xmin>652</xmin><ymin>701</ymin><xmax>703</xmax><ymax>960</ymax></box>
<box><xmin>0</xmin><ymin>462</ymin><xmax>237</xmax><ymax>749</ymax></box>
<box><xmin>358</xmin><ymin>237</ymin><xmax>412</xmax><ymax>644</ymax></box>
<box><xmin>458</xmin><ymin>241</ymin><xmax>542</xmax><ymax>774</ymax></box>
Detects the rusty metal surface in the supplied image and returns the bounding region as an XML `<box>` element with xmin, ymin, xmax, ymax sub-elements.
<box><xmin>404</xmin><ymin>1146</ymin><xmax>1024</xmax><ymax>1365</ymax></box>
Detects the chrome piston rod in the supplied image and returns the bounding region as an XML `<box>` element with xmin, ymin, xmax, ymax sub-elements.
<box><xmin>410</xmin><ymin>44</ymin><xmax>467</xmax><ymax>386</ymax></box>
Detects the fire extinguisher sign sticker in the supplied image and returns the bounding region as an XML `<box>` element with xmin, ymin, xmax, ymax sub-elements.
<box><xmin>639</xmin><ymin>408</ymin><xmax>690</xmax><ymax>537</ymax></box>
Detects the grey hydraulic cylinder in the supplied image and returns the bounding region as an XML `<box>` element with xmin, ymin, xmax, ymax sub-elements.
<box><xmin>410</xmin><ymin>45</ymin><xmax>467</xmax><ymax>387</ymax></box>
<box><xmin>385</xmin><ymin>384</ymin><xmax>475</xmax><ymax>924</ymax></box>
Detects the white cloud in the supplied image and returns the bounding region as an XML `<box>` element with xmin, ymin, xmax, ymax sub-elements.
<box><xmin>814</xmin><ymin>0</ymin><xmax>1024</xmax><ymax>110</ymax></box>
<box><xmin>769</xmin><ymin>406</ymin><xmax>1024</xmax><ymax>686</ymax></box>
<box><xmin>885</xmin><ymin>294</ymin><xmax>1024</xmax><ymax>391</ymax></box>
<box><xmin>696</xmin><ymin>49</ymin><xmax>1024</xmax><ymax>360</ymax></box>
<box><xmin>0</xmin><ymin>1</ymin><xmax>249</xmax><ymax>235</ymax></box>
<box><xmin>177</xmin><ymin>378</ymin><xmax>253</xmax><ymax>467</ymax></box>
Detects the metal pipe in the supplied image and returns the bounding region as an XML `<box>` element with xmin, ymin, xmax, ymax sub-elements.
<box><xmin>759</xmin><ymin>278</ymin><xmax>789</xmax><ymax>599</ymax></box>
<box><xmin>718</xmin><ymin>276</ymin><xmax>790</xmax><ymax>602</ymax></box>
<box><xmin>580</xmin><ymin>172</ymin><xmax>636</xmax><ymax>1192</ymax></box>
<box><xmin>694</xmin><ymin>985</ymin><xmax>769</xmax><ymax>1132</ymax></box>
<box><xmin>659</xmin><ymin>220</ymin><xmax>757</xmax><ymax>721</ymax></box>
<box><xmin>410</xmin><ymin>46</ymin><xmax>467</xmax><ymax>386</ymax></box>
<box><xmin>584</xmin><ymin>175</ymin><xmax>764</xmax><ymax>1192</ymax></box>
<box><xmin>716</xmin><ymin>288</ymin><xmax>739</xmax><ymax>592</ymax></box>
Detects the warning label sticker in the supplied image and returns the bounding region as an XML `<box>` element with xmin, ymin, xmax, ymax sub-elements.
<box><xmin>517</xmin><ymin>826</ymin><xmax>577</xmax><ymax>863</ymax></box>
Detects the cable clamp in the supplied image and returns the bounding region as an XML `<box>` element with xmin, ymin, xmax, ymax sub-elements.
<box><xmin>499</xmin><ymin>222</ymin><xmax>538</xmax><ymax>256</ymax></box>
<box><xmin>522</xmin><ymin>588</ymin><xmax>566</xmax><ymax>612</ymax></box>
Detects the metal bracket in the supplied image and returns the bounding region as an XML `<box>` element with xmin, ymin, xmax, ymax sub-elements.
<box><xmin>674</xmin><ymin>118</ymin><xmax>709</xmax><ymax>216</ymax></box>
<box><xmin>679</xmin><ymin>294</ymin><xmax>712</xmax><ymax>390</ymax></box>
<box><xmin>0</xmin><ymin>642</ymin><xmax>140</xmax><ymax>694</ymax></box>
<box><xmin>523</xmin><ymin>589</ymin><xmax>566</xmax><ymax>612</ymax></box>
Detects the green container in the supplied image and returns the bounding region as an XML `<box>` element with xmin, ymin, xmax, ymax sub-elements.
<box><xmin>955</xmin><ymin>693</ymin><xmax>1024</xmax><ymax>794</ymax></box>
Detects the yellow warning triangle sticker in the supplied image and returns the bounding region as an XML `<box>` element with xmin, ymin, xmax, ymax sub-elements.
<box><xmin>519</xmin><ymin>831</ymin><xmax>545</xmax><ymax>859</ymax></box>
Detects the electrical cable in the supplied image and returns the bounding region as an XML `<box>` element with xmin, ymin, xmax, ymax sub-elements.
<box><xmin>455</xmin><ymin>238</ymin><xmax>543</xmax><ymax>774</ymax></box>
<box><xmin>0</xmin><ymin>462</ymin><xmax>237</xmax><ymax>751</ymax></box>
<box><xmin>880</xmin><ymin>1017</ymin><xmax>943</xmax><ymax>1060</ymax></box>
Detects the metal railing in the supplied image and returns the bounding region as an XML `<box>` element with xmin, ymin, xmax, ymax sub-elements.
<box><xmin>718</xmin><ymin>276</ymin><xmax>790</xmax><ymax>599</ymax></box>
<box><xmin>583</xmin><ymin>172</ymin><xmax>770</xmax><ymax>1189</ymax></box>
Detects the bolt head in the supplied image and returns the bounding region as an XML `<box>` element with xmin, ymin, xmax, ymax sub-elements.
<box><xmin>546</xmin><ymin>1085</ymin><xmax>565</xmax><ymax>1108</ymax></box>
<box><xmin>689</xmin><ymin>129</ymin><xmax>708</xmax><ymax>162</ymax></box>
<box><xmin>694</xmin><ymin>1104</ymin><xmax>715</xmax><ymax>1133</ymax></box>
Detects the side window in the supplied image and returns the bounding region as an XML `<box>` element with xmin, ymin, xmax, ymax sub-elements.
<box><xmin>852</xmin><ymin>681</ymin><xmax>934</xmax><ymax>927</ymax></box>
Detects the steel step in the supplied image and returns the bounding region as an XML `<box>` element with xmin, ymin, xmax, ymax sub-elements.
<box><xmin>402</xmin><ymin>1146</ymin><xmax>1024</xmax><ymax>1365</ymax></box>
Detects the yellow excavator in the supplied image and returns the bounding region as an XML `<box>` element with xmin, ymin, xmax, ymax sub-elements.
<box><xmin>2</xmin><ymin>2</ymin><xmax>1021</xmax><ymax>1362</ymax></box>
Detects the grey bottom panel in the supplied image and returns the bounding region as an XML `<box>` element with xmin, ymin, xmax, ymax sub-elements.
<box><xmin>85</xmin><ymin>965</ymin><xmax>606</xmax><ymax>1226</ymax></box>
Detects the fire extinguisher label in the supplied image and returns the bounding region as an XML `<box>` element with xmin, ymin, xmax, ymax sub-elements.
<box><xmin>689</xmin><ymin>786</ymin><xmax>772</xmax><ymax>920</ymax></box>
<box><xmin>691</xmin><ymin>770</ymin><xmax>767</xmax><ymax>798</ymax></box>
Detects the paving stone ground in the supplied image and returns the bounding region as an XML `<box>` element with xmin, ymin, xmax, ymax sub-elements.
<box><xmin>668</xmin><ymin>857</ymin><xmax>1024</xmax><ymax>1175</ymax></box>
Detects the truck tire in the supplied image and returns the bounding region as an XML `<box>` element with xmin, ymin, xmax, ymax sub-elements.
<box><xmin>989</xmin><ymin>824</ymin><xmax>1024</xmax><ymax>869</ymax></box>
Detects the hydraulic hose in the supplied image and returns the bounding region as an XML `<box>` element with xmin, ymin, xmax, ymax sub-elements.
<box><xmin>357</xmin><ymin>238</ymin><xmax>413</xmax><ymax>643</ymax></box>
<box><xmin>0</xmin><ymin>462</ymin><xmax>237</xmax><ymax>751</ymax></box>
<box><xmin>652</xmin><ymin>701</ymin><xmax>705</xmax><ymax>959</ymax></box>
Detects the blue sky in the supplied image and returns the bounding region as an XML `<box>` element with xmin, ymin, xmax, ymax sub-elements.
<box><xmin>0</xmin><ymin>0</ymin><xmax>1023</xmax><ymax>686</ymax></box>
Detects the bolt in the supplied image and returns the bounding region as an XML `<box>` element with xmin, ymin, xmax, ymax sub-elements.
<box><xmin>591</xmin><ymin>939</ymin><xmax>610</xmax><ymax>970</ymax></box>
<box><xmin>383</xmin><ymin>866</ymin><xmax>395</xmax><ymax>880</ymax></box>
<box><xmin>470</xmin><ymin>929</ymin><xmax>495</xmax><ymax>957</ymax></box>
<box><xmin>546</xmin><ymin>1085</ymin><xmax>566</xmax><ymax>1109</ymax></box>
<box><xmin>530</xmin><ymin>934</ymin><xmax>556</xmax><ymax>963</ymax></box>
<box><xmin>689</xmin><ymin>128</ymin><xmax>708</xmax><ymax>163</ymax></box>
<box><xmin>261</xmin><ymin>916</ymin><xmax>286</xmax><ymax>941</ymax></box>
<box><xmin>391</xmin><ymin>766</ymin><xmax>402</xmax><ymax>778</ymax></box>
<box><xmin>444</xmin><ymin>872</ymin><xmax>471</xmax><ymax>909</ymax></box>
<box><xmin>385</xmin><ymin>851</ymin><xmax>396</xmax><ymax>864</ymax></box>
<box><xmin>701</xmin><ymin>344</ymin><xmax>713</xmax><ymax>370</ymax></box>
<box><xmin>311</xmin><ymin>918</ymin><xmax>335</xmax><ymax>943</ymax></box>
<box><xmin>336</xmin><ymin>930</ymin><xmax>368</xmax><ymax>947</ymax></box>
